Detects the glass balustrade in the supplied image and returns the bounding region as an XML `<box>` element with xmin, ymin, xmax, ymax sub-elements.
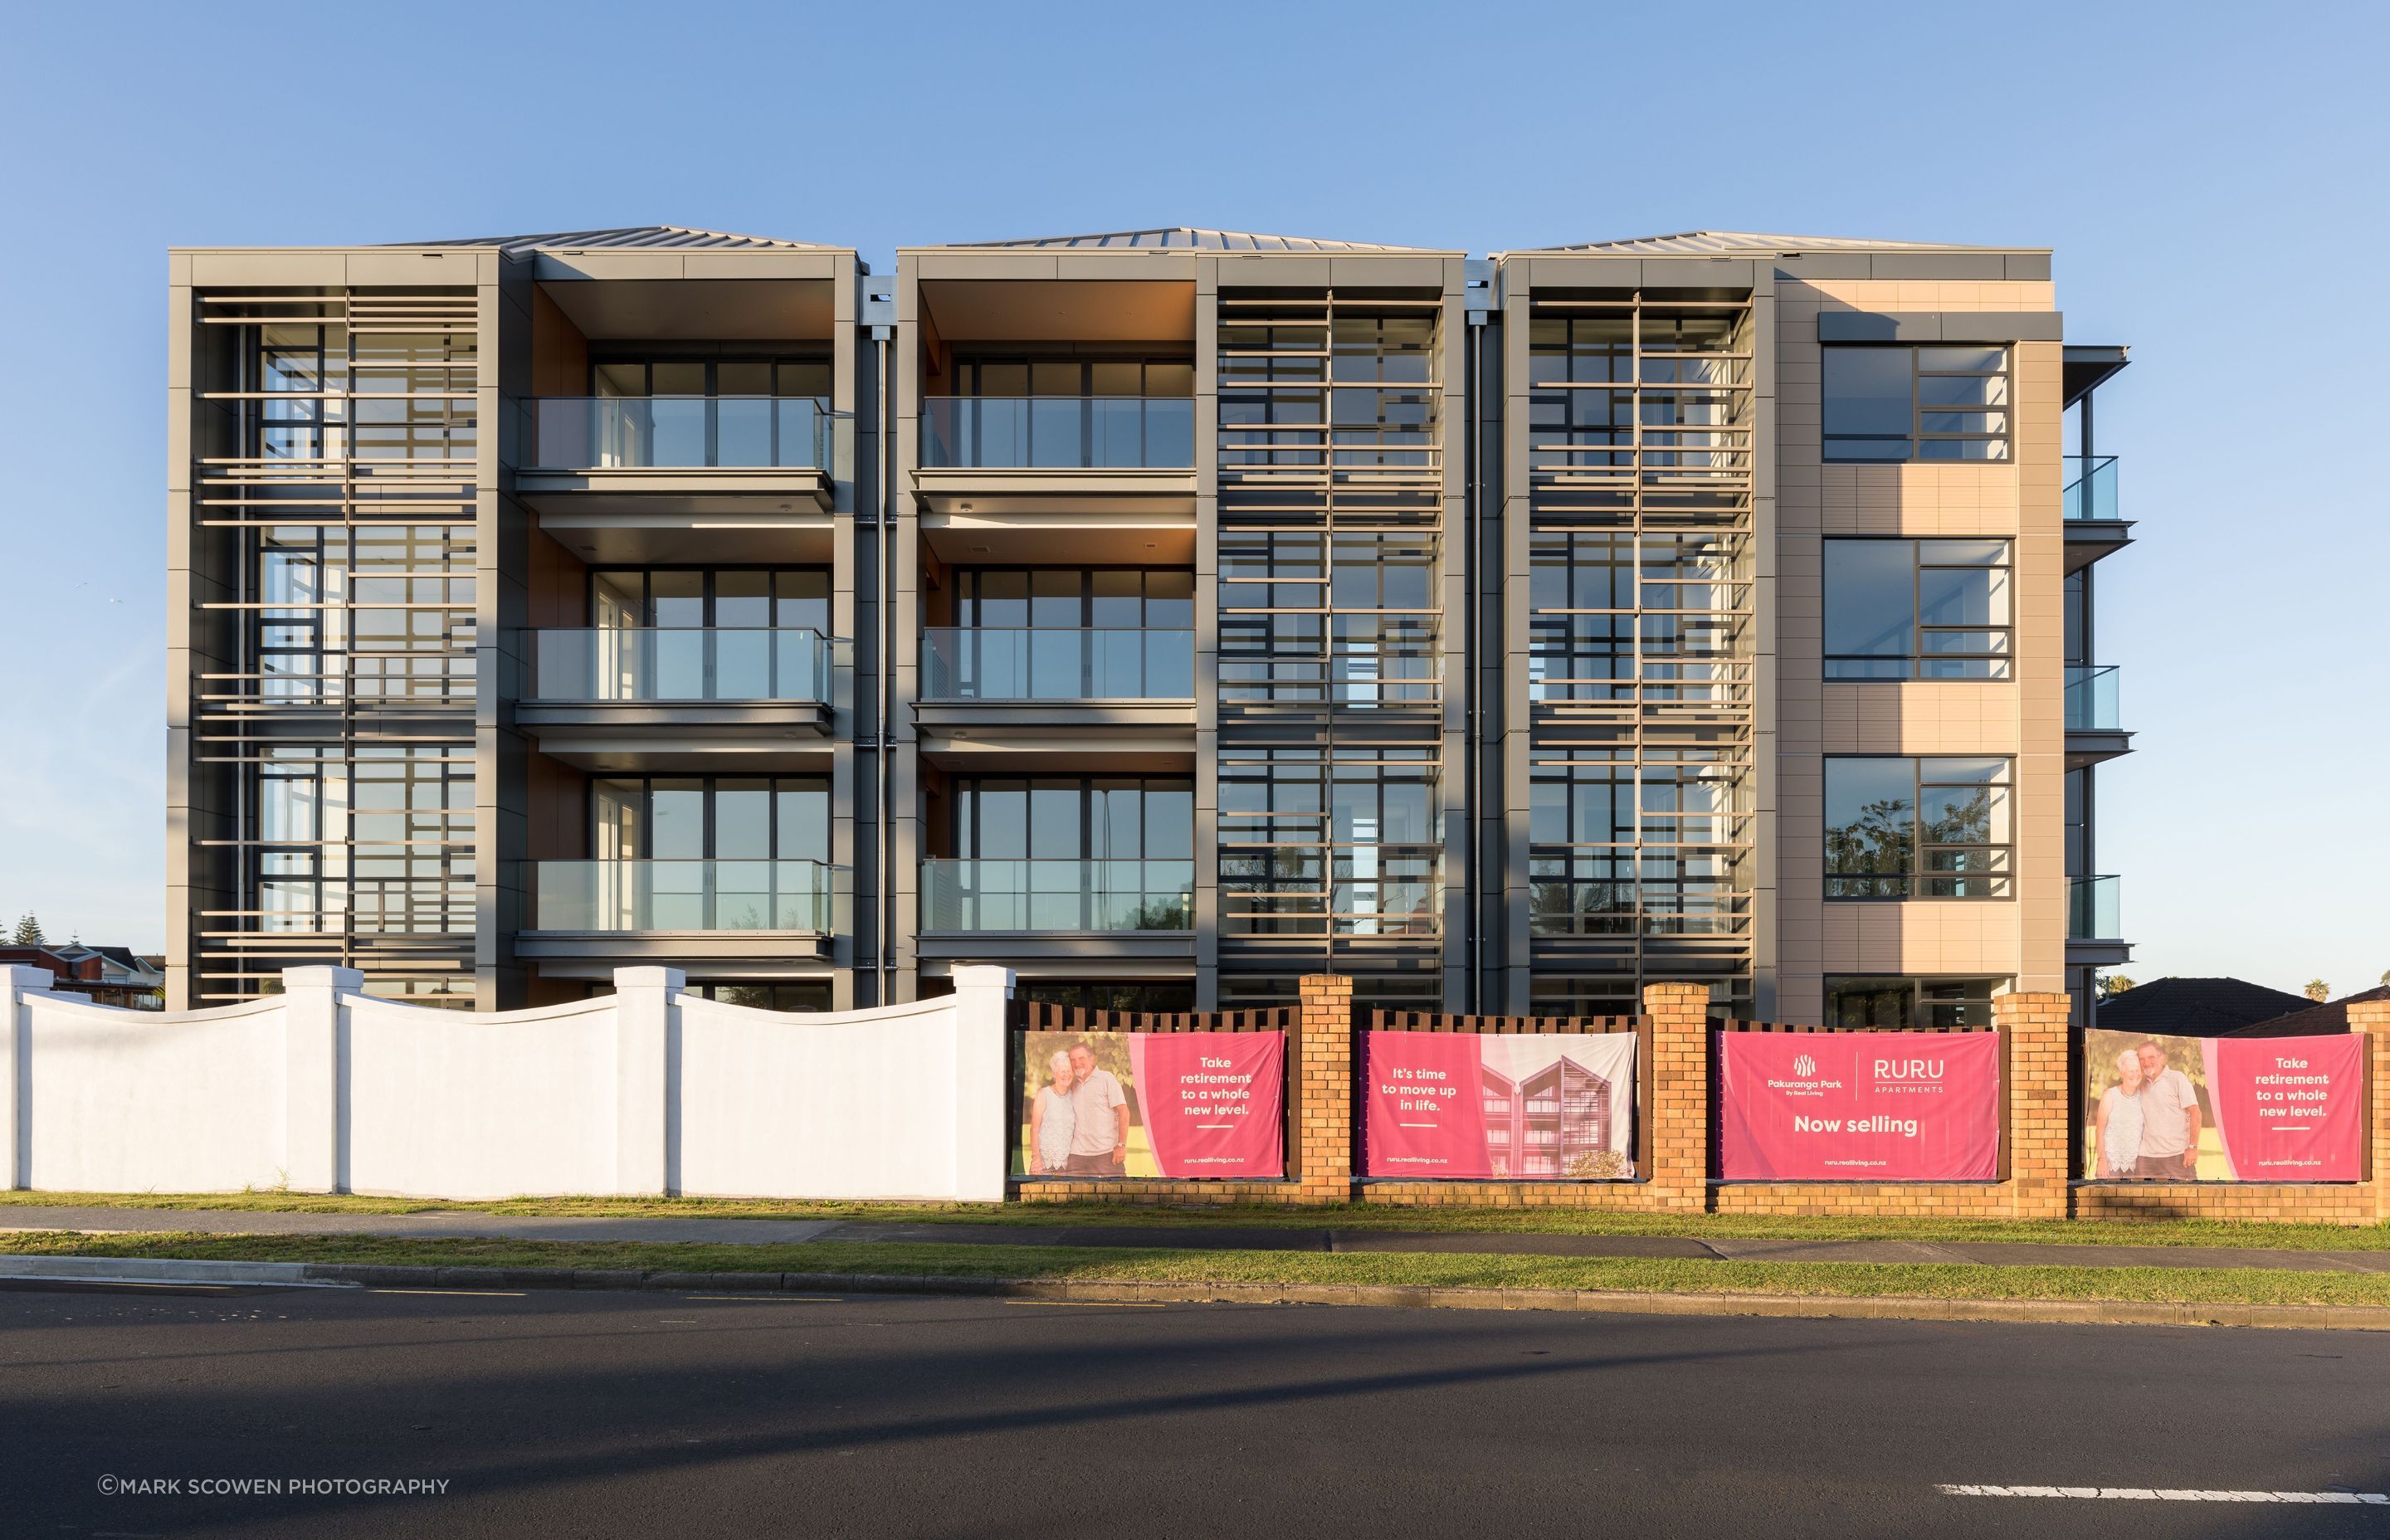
<box><xmin>533</xmin><ymin>860</ymin><xmax>832</xmax><ymax>933</ymax></box>
<box><xmin>919</xmin><ymin>629</ymin><xmax>1193</xmax><ymax>700</ymax></box>
<box><xmin>2066</xmin><ymin>665</ymin><xmax>2120</xmax><ymax>731</ymax></box>
<box><xmin>919</xmin><ymin>397</ymin><xmax>1195</xmax><ymax>469</ymax></box>
<box><xmin>532</xmin><ymin>397</ymin><xmax>827</xmax><ymax>470</ymax></box>
<box><xmin>2070</xmin><ymin>875</ymin><xmax>2120</xmax><ymax>940</ymax></box>
<box><xmin>2063</xmin><ymin>455</ymin><xmax>2119</xmax><ymax>520</ymax></box>
<box><xmin>919</xmin><ymin>859</ymin><xmax>1194</xmax><ymax>932</ymax></box>
<box><xmin>529</xmin><ymin>629</ymin><xmax>827</xmax><ymax>703</ymax></box>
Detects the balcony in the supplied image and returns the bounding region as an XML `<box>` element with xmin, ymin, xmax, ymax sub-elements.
<box><xmin>517</xmin><ymin>859</ymin><xmax>837</xmax><ymax>966</ymax></box>
<box><xmin>922</xmin><ymin>397</ymin><xmax>1193</xmax><ymax>470</ymax></box>
<box><xmin>2062</xmin><ymin>455</ymin><xmax>2131</xmax><ymax>571</ymax></box>
<box><xmin>517</xmin><ymin>397</ymin><xmax>836</xmax><ymax>533</ymax></box>
<box><xmin>516</xmin><ymin>629</ymin><xmax>833</xmax><ymax>768</ymax></box>
<box><xmin>2065</xmin><ymin>664</ymin><xmax>2132</xmax><ymax>766</ymax></box>
<box><xmin>919</xmin><ymin>860</ymin><xmax>1194</xmax><ymax>964</ymax></box>
<box><xmin>912</xmin><ymin>397</ymin><xmax>1197</xmax><ymax>521</ymax></box>
<box><xmin>922</xmin><ymin>629</ymin><xmax>1193</xmax><ymax>701</ymax></box>
<box><xmin>2067</xmin><ymin>874</ymin><xmax>2129</xmax><ymax>967</ymax></box>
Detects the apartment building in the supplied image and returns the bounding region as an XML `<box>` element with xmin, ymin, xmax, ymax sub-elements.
<box><xmin>165</xmin><ymin>225</ymin><xmax>2134</xmax><ymax>1025</ymax></box>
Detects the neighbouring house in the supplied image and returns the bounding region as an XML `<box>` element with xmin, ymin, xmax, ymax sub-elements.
<box><xmin>2231</xmin><ymin>983</ymin><xmax>2390</xmax><ymax>1037</ymax></box>
<box><xmin>2094</xmin><ymin>976</ymin><xmax>2313</xmax><ymax>1036</ymax></box>
<box><xmin>0</xmin><ymin>944</ymin><xmax>167</xmax><ymax>1010</ymax></box>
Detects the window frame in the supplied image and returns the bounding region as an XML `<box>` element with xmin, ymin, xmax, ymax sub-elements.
<box><xmin>1823</xmin><ymin>754</ymin><xmax>2013</xmax><ymax>901</ymax></box>
<box><xmin>1822</xmin><ymin>537</ymin><xmax>2014</xmax><ymax>680</ymax></box>
<box><xmin>1822</xmin><ymin>344</ymin><xmax>2012</xmax><ymax>464</ymax></box>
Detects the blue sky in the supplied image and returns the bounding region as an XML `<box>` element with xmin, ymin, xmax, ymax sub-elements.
<box><xmin>2</xmin><ymin>0</ymin><xmax>2383</xmax><ymax>997</ymax></box>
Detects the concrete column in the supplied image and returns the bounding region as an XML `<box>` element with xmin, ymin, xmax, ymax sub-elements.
<box><xmin>2</xmin><ymin>966</ymin><xmax>56</xmax><ymax>1190</ymax></box>
<box><xmin>282</xmin><ymin>966</ymin><xmax>359</xmax><ymax>1194</ymax></box>
<box><xmin>949</xmin><ymin>965</ymin><xmax>1014</xmax><ymax>1203</ymax></box>
<box><xmin>612</xmin><ymin>966</ymin><xmax>681</xmax><ymax>1196</ymax></box>
<box><xmin>1992</xmin><ymin>990</ymin><xmax>2072</xmax><ymax>1218</ymax></box>
<box><xmin>1292</xmin><ymin>975</ymin><xmax>1354</xmax><ymax>1203</ymax></box>
<box><xmin>1640</xmin><ymin>982</ymin><xmax>1712</xmax><ymax>1208</ymax></box>
<box><xmin>2351</xmin><ymin>1000</ymin><xmax>2390</xmax><ymax>1221</ymax></box>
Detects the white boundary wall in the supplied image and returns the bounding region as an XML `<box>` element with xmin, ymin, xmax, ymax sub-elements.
<box><xmin>0</xmin><ymin>963</ymin><xmax>1012</xmax><ymax>1202</ymax></box>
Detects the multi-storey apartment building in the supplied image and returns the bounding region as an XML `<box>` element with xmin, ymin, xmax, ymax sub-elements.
<box><xmin>166</xmin><ymin>226</ymin><xmax>2134</xmax><ymax>1026</ymax></box>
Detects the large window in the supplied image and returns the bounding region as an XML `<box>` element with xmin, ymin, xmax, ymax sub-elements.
<box><xmin>950</xmin><ymin>778</ymin><xmax>1193</xmax><ymax>862</ymax></box>
<box><xmin>1825</xmin><ymin>757</ymin><xmax>2011</xmax><ymax>899</ymax></box>
<box><xmin>1823</xmin><ymin>539</ymin><xmax>2012</xmax><ymax>680</ymax></box>
<box><xmin>592</xmin><ymin>777</ymin><xmax>829</xmax><ymax>863</ymax></box>
<box><xmin>953</xmin><ymin>568</ymin><xmax>1194</xmax><ymax>629</ymax></box>
<box><xmin>1822</xmin><ymin>345</ymin><xmax>2009</xmax><ymax>462</ymax></box>
<box><xmin>1825</xmin><ymin>976</ymin><xmax>2010</xmax><ymax>1030</ymax></box>
<box><xmin>592</xmin><ymin>358</ymin><xmax>830</xmax><ymax>399</ymax></box>
<box><xmin>588</xmin><ymin>568</ymin><xmax>829</xmax><ymax>633</ymax></box>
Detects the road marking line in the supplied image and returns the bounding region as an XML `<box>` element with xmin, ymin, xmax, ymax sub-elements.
<box><xmin>371</xmin><ymin>1288</ymin><xmax>526</xmax><ymax>1298</ymax></box>
<box><xmin>687</xmin><ymin>1295</ymin><xmax>845</xmax><ymax>1303</ymax></box>
<box><xmin>1001</xmin><ymin>1299</ymin><xmax>1163</xmax><ymax>1309</ymax></box>
<box><xmin>1942</xmin><ymin>1485</ymin><xmax>2388</xmax><ymax>1503</ymax></box>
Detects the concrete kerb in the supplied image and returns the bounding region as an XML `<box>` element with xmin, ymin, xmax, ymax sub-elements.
<box><xmin>4</xmin><ymin>1255</ymin><xmax>2388</xmax><ymax>1331</ymax></box>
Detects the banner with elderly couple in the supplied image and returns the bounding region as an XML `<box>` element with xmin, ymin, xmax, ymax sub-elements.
<box><xmin>2082</xmin><ymin>1030</ymin><xmax>2363</xmax><ymax>1182</ymax></box>
<box><xmin>1361</xmin><ymin>1031</ymin><xmax>1637</xmax><ymax>1180</ymax></box>
<box><xmin>1016</xmin><ymin>1031</ymin><xmax>1283</xmax><ymax>1180</ymax></box>
<box><xmin>1716</xmin><ymin>1031</ymin><xmax>2001</xmax><ymax>1181</ymax></box>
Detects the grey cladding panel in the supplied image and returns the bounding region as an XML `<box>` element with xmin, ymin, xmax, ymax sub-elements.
<box><xmin>1817</xmin><ymin>311</ymin><xmax>2064</xmax><ymax>344</ymax></box>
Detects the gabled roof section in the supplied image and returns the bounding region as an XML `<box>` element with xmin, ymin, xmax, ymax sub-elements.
<box><xmin>2229</xmin><ymin>984</ymin><xmax>2390</xmax><ymax>1038</ymax></box>
<box><xmin>1510</xmin><ymin>230</ymin><xmax>2039</xmax><ymax>256</ymax></box>
<box><xmin>949</xmin><ymin>227</ymin><xmax>1448</xmax><ymax>253</ymax></box>
<box><xmin>404</xmin><ymin>227</ymin><xmax>839</xmax><ymax>257</ymax></box>
<box><xmin>2096</xmin><ymin>977</ymin><xmax>2314</xmax><ymax>1036</ymax></box>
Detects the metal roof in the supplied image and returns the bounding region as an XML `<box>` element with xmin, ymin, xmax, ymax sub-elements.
<box><xmin>1510</xmin><ymin>230</ymin><xmax>2040</xmax><ymax>256</ymax></box>
<box><xmin>947</xmin><ymin>227</ymin><xmax>1447</xmax><ymax>253</ymax></box>
<box><xmin>403</xmin><ymin>226</ymin><xmax>839</xmax><ymax>256</ymax></box>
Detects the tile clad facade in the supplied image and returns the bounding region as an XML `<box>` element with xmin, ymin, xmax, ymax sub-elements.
<box><xmin>163</xmin><ymin>228</ymin><xmax>2133</xmax><ymax>1034</ymax></box>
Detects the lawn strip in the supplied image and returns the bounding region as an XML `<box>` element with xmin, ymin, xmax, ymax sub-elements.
<box><xmin>1</xmin><ymin>1189</ymin><xmax>2386</xmax><ymax>1252</ymax></box>
<box><xmin>3</xmin><ymin>1231</ymin><xmax>2389</xmax><ymax>1309</ymax></box>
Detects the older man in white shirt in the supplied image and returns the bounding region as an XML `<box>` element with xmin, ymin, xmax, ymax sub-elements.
<box><xmin>2132</xmin><ymin>1040</ymin><xmax>2202</xmax><ymax>1180</ymax></box>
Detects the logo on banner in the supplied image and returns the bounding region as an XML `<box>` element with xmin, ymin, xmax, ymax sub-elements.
<box><xmin>1793</xmin><ymin>1054</ymin><xmax>1815</xmax><ymax>1077</ymax></box>
<box><xmin>1765</xmin><ymin>1048</ymin><xmax>1843</xmax><ymax>1097</ymax></box>
<box><xmin>1872</xmin><ymin>1056</ymin><xmax>1947</xmax><ymax>1094</ymax></box>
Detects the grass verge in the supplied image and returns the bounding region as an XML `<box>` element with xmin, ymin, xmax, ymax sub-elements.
<box><xmin>3</xmin><ymin>1230</ymin><xmax>2388</xmax><ymax>1309</ymax></box>
<box><xmin>2</xmin><ymin>1188</ymin><xmax>2388</xmax><ymax>1253</ymax></box>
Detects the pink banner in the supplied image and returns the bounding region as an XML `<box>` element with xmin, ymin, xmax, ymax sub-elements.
<box><xmin>1362</xmin><ymin>1031</ymin><xmax>1638</xmax><ymax>1180</ymax></box>
<box><xmin>1126</xmin><ymin>1032</ymin><xmax>1284</xmax><ymax>1178</ymax></box>
<box><xmin>1716</xmin><ymin>1031</ymin><xmax>2000</xmax><ymax>1182</ymax></box>
<box><xmin>2202</xmin><ymin>1035</ymin><xmax>2364</xmax><ymax>1182</ymax></box>
<box><xmin>1363</xmin><ymin>1032</ymin><xmax>1491</xmax><ymax>1177</ymax></box>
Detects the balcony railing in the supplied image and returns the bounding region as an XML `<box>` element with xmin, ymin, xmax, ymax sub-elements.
<box><xmin>920</xmin><ymin>397</ymin><xmax>1195</xmax><ymax>469</ymax></box>
<box><xmin>2063</xmin><ymin>455</ymin><xmax>2119</xmax><ymax>520</ymax></box>
<box><xmin>531</xmin><ymin>397</ymin><xmax>827</xmax><ymax>470</ymax></box>
<box><xmin>2066</xmin><ymin>665</ymin><xmax>2121</xmax><ymax>731</ymax></box>
<box><xmin>920</xmin><ymin>629</ymin><xmax>1193</xmax><ymax>700</ymax></box>
<box><xmin>533</xmin><ymin>860</ymin><xmax>833</xmax><ymax>933</ymax></box>
<box><xmin>919</xmin><ymin>859</ymin><xmax>1193</xmax><ymax>933</ymax></box>
<box><xmin>528</xmin><ymin>628</ymin><xmax>829</xmax><ymax>704</ymax></box>
<box><xmin>2070</xmin><ymin>875</ymin><xmax>2121</xmax><ymax>940</ymax></box>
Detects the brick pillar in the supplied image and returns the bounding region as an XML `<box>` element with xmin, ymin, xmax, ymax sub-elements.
<box><xmin>1994</xmin><ymin>990</ymin><xmax>2072</xmax><ymax>1219</ymax></box>
<box><xmin>1640</xmin><ymin>982</ymin><xmax>1711</xmax><ymax>1210</ymax></box>
<box><xmin>2351</xmin><ymin>1000</ymin><xmax>2390</xmax><ymax>1221</ymax></box>
<box><xmin>1291</xmin><ymin>975</ymin><xmax>1354</xmax><ymax>1204</ymax></box>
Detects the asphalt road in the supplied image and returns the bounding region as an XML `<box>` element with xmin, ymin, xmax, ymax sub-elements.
<box><xmin>2</xmin><ymin>1280</ymin><xmax>2386</xmax><ymax>1538</ymax></box>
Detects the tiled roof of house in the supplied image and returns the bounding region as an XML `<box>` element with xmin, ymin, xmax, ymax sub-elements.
<box><xmin>2231</xmin><ymin>984</ymin><xmax>2390</xmax><ymax>1036</ymax></box>
<box><xmin>948</xmin><ymin>227</ymin><xmax>1446</xmax><ymax>253</ymax></box>
<box><xmin>2095</xmin><ymin>977</ymin><xmax>2314</xmax><ymax>1036</ymax></box>
<box><xmin>1508</xmin><ymin>230</ymin><xmax>2035</xmax><ymax>256</ymax></box>
<box><xmin>406</xmin><ymin>227</ymin><xmax>836</xmax><ymax>256</ymax></box>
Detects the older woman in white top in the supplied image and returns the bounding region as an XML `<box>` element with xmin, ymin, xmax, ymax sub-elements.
<box><xmin>1030</xmin><ymin>1050</ymin><xmax>1078</xmax><ymax>1174</ymax></box>
<box><xmin>2095</xmin><ymin>1046</ymin><xmax>2146</xmax><ymax>1178</ymax></box>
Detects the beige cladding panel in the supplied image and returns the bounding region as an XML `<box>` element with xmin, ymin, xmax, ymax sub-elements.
<box><xmin>1773</xmin><ymin>275</ymin><xmax>2065</xmax><ymax>1001</ymax></box>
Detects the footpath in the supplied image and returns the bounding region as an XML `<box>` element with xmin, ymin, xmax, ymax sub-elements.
<box><xmin>7</xmin><ymin>1203</ymin><xmax>2390</xmax><ymax>1275</ymax></box>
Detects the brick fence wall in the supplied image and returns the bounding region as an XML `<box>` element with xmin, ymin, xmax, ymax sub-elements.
<box><xmin>1010</xmin><ymin>980</ymin><xmax>2390</xmax><ymax>1223</ymax></box>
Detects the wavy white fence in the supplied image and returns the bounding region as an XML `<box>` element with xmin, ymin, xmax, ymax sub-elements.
<box><xmin>0</xmin><ymin>964</ymin><xmax>1012</xmax><ymax>1202</ymax></box>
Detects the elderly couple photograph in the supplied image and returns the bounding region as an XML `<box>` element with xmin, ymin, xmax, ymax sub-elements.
<box><xmin>1026</xmin><ymin>1037</ymin><xmax>1133</xmax><ymax>1178</ymax></box>
<box><xmin>2090</xmin><ymin>1035</ymin><xmax>2205</xmax><ymax>1179</ymax></box>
